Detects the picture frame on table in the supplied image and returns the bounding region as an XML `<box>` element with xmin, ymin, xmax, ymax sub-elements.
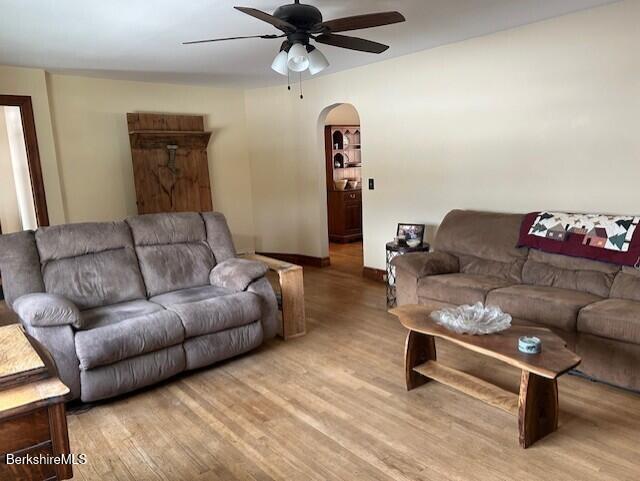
<box><xmin>396</xmin><ymin>223</ymin><xmax>425</xmax><ymax>245</ymax></box>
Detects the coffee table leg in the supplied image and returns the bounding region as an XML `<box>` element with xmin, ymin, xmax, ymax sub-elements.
<box><xmin>518</xmin><ymin>370</ymin><xmax>559</xmax><ymax>448</ymax></box>
<box><xmin>404</xmin><ymin>330</ymin><xmax>436</xmax><ymax>390</ymax></box>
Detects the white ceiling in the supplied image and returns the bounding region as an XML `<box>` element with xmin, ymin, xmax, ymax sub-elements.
<box><xmin>0</xmin><ymin>0</ymin><xmax>617</xmax><ymax>88</ymax></box>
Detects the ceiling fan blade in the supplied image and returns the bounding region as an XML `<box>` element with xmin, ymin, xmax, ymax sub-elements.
<box><xmin>322</xmin><ymin>11</ymin><xmax>405</xmax><ymax>33</ymax></box>
<box><xmin>315</xmin><ymin>33</ymin><xmax>389</xmax><ymax>54</ymax></box>
<box><xmin>183</xmin><ymin>34</ymin><xmax>280</xmax><ymax>45</ymax></box>
<box><xmin>234</xmin><ymin>7</ymin><xmax>296</xmax><ymax>32</ymax></box>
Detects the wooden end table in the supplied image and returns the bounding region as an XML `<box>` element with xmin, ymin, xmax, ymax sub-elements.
<box><xmin>391</xmin><ymin>304</ymin><xmax>581</xmax><ymax>448</ymax></box>
<box><xmin>242</xmin><ymin>254</ymin><xmax>306</xmax><ymax>340</ymax></box>
<box><xmin>0</xmin><ymin>324</ymin><xmax>73</xmax><ymax>480</ymax></box>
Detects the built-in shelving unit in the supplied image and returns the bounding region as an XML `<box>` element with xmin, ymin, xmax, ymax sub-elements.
<box><xmin>325</xmin><ymin>125</ymin><xmax>363</xmax><ymax>243</ymax></box>
<box><xmin>329</xmin><ymin>127</ymin><xmax>362</xmax><ymax>180</ymax></box>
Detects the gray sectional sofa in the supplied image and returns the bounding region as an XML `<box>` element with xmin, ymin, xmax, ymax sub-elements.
<box><xmin>0</xmin><ymin>212</ymin><xmax>278</xmax><ymax>402</ymax></box>
<box><xmin>393</xmin><ymin>210</ymin><xmax>640</xmax><ymax>392</ymax></box>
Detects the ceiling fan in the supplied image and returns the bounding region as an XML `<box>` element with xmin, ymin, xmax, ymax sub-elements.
<box><xmin>183</xmin><ymin>1</ymin><xmax>406</xmax><ymax>77</ymax></box>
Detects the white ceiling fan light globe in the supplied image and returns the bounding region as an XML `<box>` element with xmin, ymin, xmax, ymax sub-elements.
<box><xmin>287</xmin><ymin>43</ymin><xmax>309</xmax><ymax>72</ymax></box>
<box><xmin>307</xmin><ymin>46</ymin><xmax>329</xmax><ymax>75</ymax></box>
<box><xmin>271</xmin><ymin>50</ymin><xmax>289</xmax><ymax>76</ymax></box>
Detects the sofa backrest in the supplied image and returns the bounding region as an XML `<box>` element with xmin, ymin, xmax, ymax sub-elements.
<box><xmin>201</xmin><ymin>212</ymin><xmax>237</xmax><ymax>263</ymax></box>
<box><xmin>522</xmin><ymin>249</ymin><xmax>619</xmax><ymax>298</ymax></box>
<box><xmin>35</xmin><ymin>222</ymin><xmax>146</xmax><ymax>309</ymax></box>
<box><xmin>433</xmin><ymin>210</ymin><xmax>528</xmax><ymax>282</ymax></box>
<box><xmin>0</xmin><ymin>230</ymin><xmax>45</xmax><ymax>308</ymax></box>
<box><xmin>126</xmin><ymin>212</ymin><xmax>215</xmax><ymax>297</ymax></box>
<box><xmin>610</xmin><ymin>267</ymin><xmax>640</xmax><ymax>301</ymax></box>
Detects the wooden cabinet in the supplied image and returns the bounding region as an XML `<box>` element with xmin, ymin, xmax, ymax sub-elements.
<box><xmin>325</xmin><ymin>125</ymin><xmax>363</xmax><ymax>243</ymax></box>
<box><xmin>0</xmin><ymin>325</ymin><xmax>73</xmax><ymax>481</ymax></box>
<box><xmin>127</xmin><ymin>113</ymin><xmax>213</xmax><ymax>214</ymax></box>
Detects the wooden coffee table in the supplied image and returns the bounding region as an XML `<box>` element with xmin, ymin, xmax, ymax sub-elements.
<box><xmin>391</xmin><ymin>304</ymin><xmax>581</xmax><ymax>448</ymax></box>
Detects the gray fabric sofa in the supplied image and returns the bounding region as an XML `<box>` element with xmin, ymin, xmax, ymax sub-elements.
<box><xmin>0</xmin><ymin>212</ymin><xmax>278</xmax><ymax>402</ymax></box>
<box><xmin>393</xmin><ymin>209</ymin><xmax>640</xmax><ymax>392</ymax></box>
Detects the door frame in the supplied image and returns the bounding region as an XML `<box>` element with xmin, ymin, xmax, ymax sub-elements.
<box><xmin>0</xmin><ymin>95</ymin><xmax>49</xmax><ymax>227</ymax></box>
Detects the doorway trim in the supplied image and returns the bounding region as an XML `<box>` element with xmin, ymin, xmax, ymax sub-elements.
<box><xmin>0</xmin><ymin>95</ymin><xmax>49</xmax><ymax>227</ymax></box>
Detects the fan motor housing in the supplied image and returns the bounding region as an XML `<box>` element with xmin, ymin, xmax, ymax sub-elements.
<box><xmin>274</xmin><ymin>3</ymin><xmax>322</xmax><ymax>31</ymax></box>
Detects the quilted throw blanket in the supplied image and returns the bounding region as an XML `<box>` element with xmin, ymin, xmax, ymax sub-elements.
<box><xmin>518</xmin><ymin>211</ymin><xmax>640</xmax><ymax>266</ymax></box>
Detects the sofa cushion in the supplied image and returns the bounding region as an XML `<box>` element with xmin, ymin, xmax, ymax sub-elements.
<box><xmin>80</xmin><ymin>299</ymin><xmax>164</xmax><ymax>330</ymax></box>
<box><xmin>578</xmin><ymin>299</ymin><xmax>640</xmax><ymax>344</ymax></box>
<box><xmin>167</xmin><ymin>292</ymin><xmax>262</xmax><ymax>338</ymax></box>
<box><xmin>126</xmin><ymin>213</ymin><xmax>215</xmax><ymax>297</ymax></box>
<box><xmin>610</xmin><ymin>267</ymin><xmax>640</xmax><ymax>302</ymax></box>
<box><xmin>486</xmin><ymin>285</ymin><xmax>601</xmax><ymax>332</ymax></box>
<box><xmin>183</xmin><ymin>321</ymin><xmax>263</xmax><ymax>371</ymax></box>
<box><xmin>522</xmin><ymin>249</ymin><xmax>619</xmax><ymax>298</ymax></box>
<box><xmin>201</xmin><ymin>212</ymin><xmax>237</xmax><ymax>263</ymax></box>
<box><xmin>75</xmin><ymin>310</ymin><xmax>184</xmax><ymax>370</ymax></box>
<box><xmin>433</xmin><ymin>210</ymin><xmax>529</xmax><ymax>282</ymax></box>
<box><xmin>79</xmin><ymin>345</ymin><xmax>185</xmax><ymax>402</ymax></box>
<box><xmin>576</xmin><ymin>334</ymin><xmax>640</xmax><ymax>392</ymax></box>
<box><xmin>35</xmin><ymin>221</ymin><xmax>146</xmax><ymax>309</ymax></box>
<box><xmin>149</xmin><ymin>285</ymin><xmax>231</xmax><ymax>307</ymax></box>
<box><xmin>418</xmin><ymin>274</ymin><xmax>513</xmax><ymax>305</ymax></box>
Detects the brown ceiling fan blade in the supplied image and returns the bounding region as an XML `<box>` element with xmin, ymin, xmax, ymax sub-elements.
<box><xmin>234</xmin><ymin>7</ymin><xmax>297</xmax><ymax>32</ymax></box>
<box><xmin>183</xmin><ymin>34</ymin><xmax>280</xmax><ymax>45</ymax></box>
<box><xmin>315</xmin><ymin>34</ymin><xmax>389</xmax><ymax>54</ymax></box>
<box><xmin>322</xmin><ymin>11</ymin><xmax>405</xmax><ymax>33</ymax></box>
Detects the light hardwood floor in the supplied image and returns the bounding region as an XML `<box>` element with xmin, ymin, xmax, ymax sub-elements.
<box><xmin>67</xmin><ymin>245</ymin><xmax>639</xmax><ymax>481</ymax></box>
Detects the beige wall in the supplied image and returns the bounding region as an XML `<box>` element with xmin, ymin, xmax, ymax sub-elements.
<box><xmin>46</xmin><ymin>75</ymin><xmax>256</xmax><ymax>252</ymax></box>
<box><xmin>1</xmin><ymin>1</ymin><xmax>637</xmax><ymax>268</ymax></box>
<box><xmin>244</xmin><ymin>0</ymin><xmax>640</xmax><ymax>269</ymax></box>
<box><xmin>325</xmin><ymin>104</ymin><xmax>360</xmax><ymax>126</ymax></box>
<box><xmin>0</xmin><ymin>65</ymin><xmax>66</xmax><ymax>225</ymax></box>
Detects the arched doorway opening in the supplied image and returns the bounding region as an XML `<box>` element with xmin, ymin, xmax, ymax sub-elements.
<box><xmin>319</xmin><ymin>103</ymin><xmax>363</xmax><ymax>274</ymax></box>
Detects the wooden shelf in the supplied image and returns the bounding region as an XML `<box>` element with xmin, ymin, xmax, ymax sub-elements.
<box><xmin>129</xmin><ymin>130</ymin><xmax>211</xmax><ymax>149</ymax></box>
<box><xmin>128</xmin><ymin>130</ymin><xmax>205</xmax><ymax>135</ymax></box>
<box><xmin>334</xmin><ymin>165</ymin><xmax>362</xmax><ymax>170</ymax></box>
<box><xmin>414</xmin><ymin>361</ymin><xmax>519</xmax><ymax>415</ymax></box>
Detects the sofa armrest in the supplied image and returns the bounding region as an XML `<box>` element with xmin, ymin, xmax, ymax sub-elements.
<box><xmin>22</xmin><ymin>322</ymin><xmax>81</xmax><ymax>399</ymax></box>
<box><xmin>247</xmin><ymin>277</ymin><xmax>279</xmax><ymax>340</ymax></box>
<box><xmin>13</xmin><ymin>293</ymin><xmax>82</xmax><ymax>328</ymax></box>
<box><xmin>210</xmin><ymin>258</ymin><xmax>269</xmax><ymax>292</ymax></box>
<box><xmin>391</xmin><ymin>251</ymin><xmax>459</xmax><ymax>279</ymax></box>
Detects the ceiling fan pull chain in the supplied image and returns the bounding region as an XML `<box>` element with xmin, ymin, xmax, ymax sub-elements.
<box><xmin>299</xmin><ymin>72</ymin><xmax>304</xmax><ymax>100</ymax></box>
<box><xmin>287</xmin><ymin>69</ymin><xmax>291</xmax><ymax>91</ymax></box>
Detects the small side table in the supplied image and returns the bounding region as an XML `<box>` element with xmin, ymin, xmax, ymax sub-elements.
<box><xmin>242</xmin><ymin>254</ymin><xmax>306</xmax><ymax>340</ymax></box>
<box><xmin>0</xmin><ymin>324</ymin><xmax>73</xmax><ymax>481</ymax></box>
<box><xmin>386</xmin><ymin>241</ymin><xmax>430</xmax><ymax>308</ymax></box>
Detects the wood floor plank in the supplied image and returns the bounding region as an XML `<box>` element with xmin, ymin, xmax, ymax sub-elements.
<box><xmin>65</xmin><ymin>242</ymin><xmax>640</xmax><ymax>481</ymax></box>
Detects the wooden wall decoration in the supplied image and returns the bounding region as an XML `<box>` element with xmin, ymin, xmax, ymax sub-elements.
<box><xmin>127</xmin><ymin>113</ymin><xmax>213</xmax><ymax>214</ymax></box>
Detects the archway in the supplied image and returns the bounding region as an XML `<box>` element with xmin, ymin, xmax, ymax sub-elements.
<box><xmin>318</xmin><ymin>103</ymin><xmax>363</xmax><ymax>275</ymax></box>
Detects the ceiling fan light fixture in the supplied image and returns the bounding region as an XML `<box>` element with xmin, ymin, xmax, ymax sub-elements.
<box><xmin>306</xmin><ymin>45</ymin><xmax>329</xmax><ymax>75</ymax></box>
<box><xmin>271</xmin><ymin>50</ymin><xmax>289</xmax><ymax>76</ymax></box>
<box><xmin>287</xmin><ymin>42</ymin><xmax>309</xmax><ymax>72</ymax></box>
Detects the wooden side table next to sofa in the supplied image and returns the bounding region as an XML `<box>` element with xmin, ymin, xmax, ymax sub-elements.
<box><xmin>0</xmin><ymin>324</ymin><xmax>73</xmax><ymax>481</ymax></box>
<box><xmin>243</xmin><ymin>254</ymin><xmax>306</xmax><ymax>340</ymax></box>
